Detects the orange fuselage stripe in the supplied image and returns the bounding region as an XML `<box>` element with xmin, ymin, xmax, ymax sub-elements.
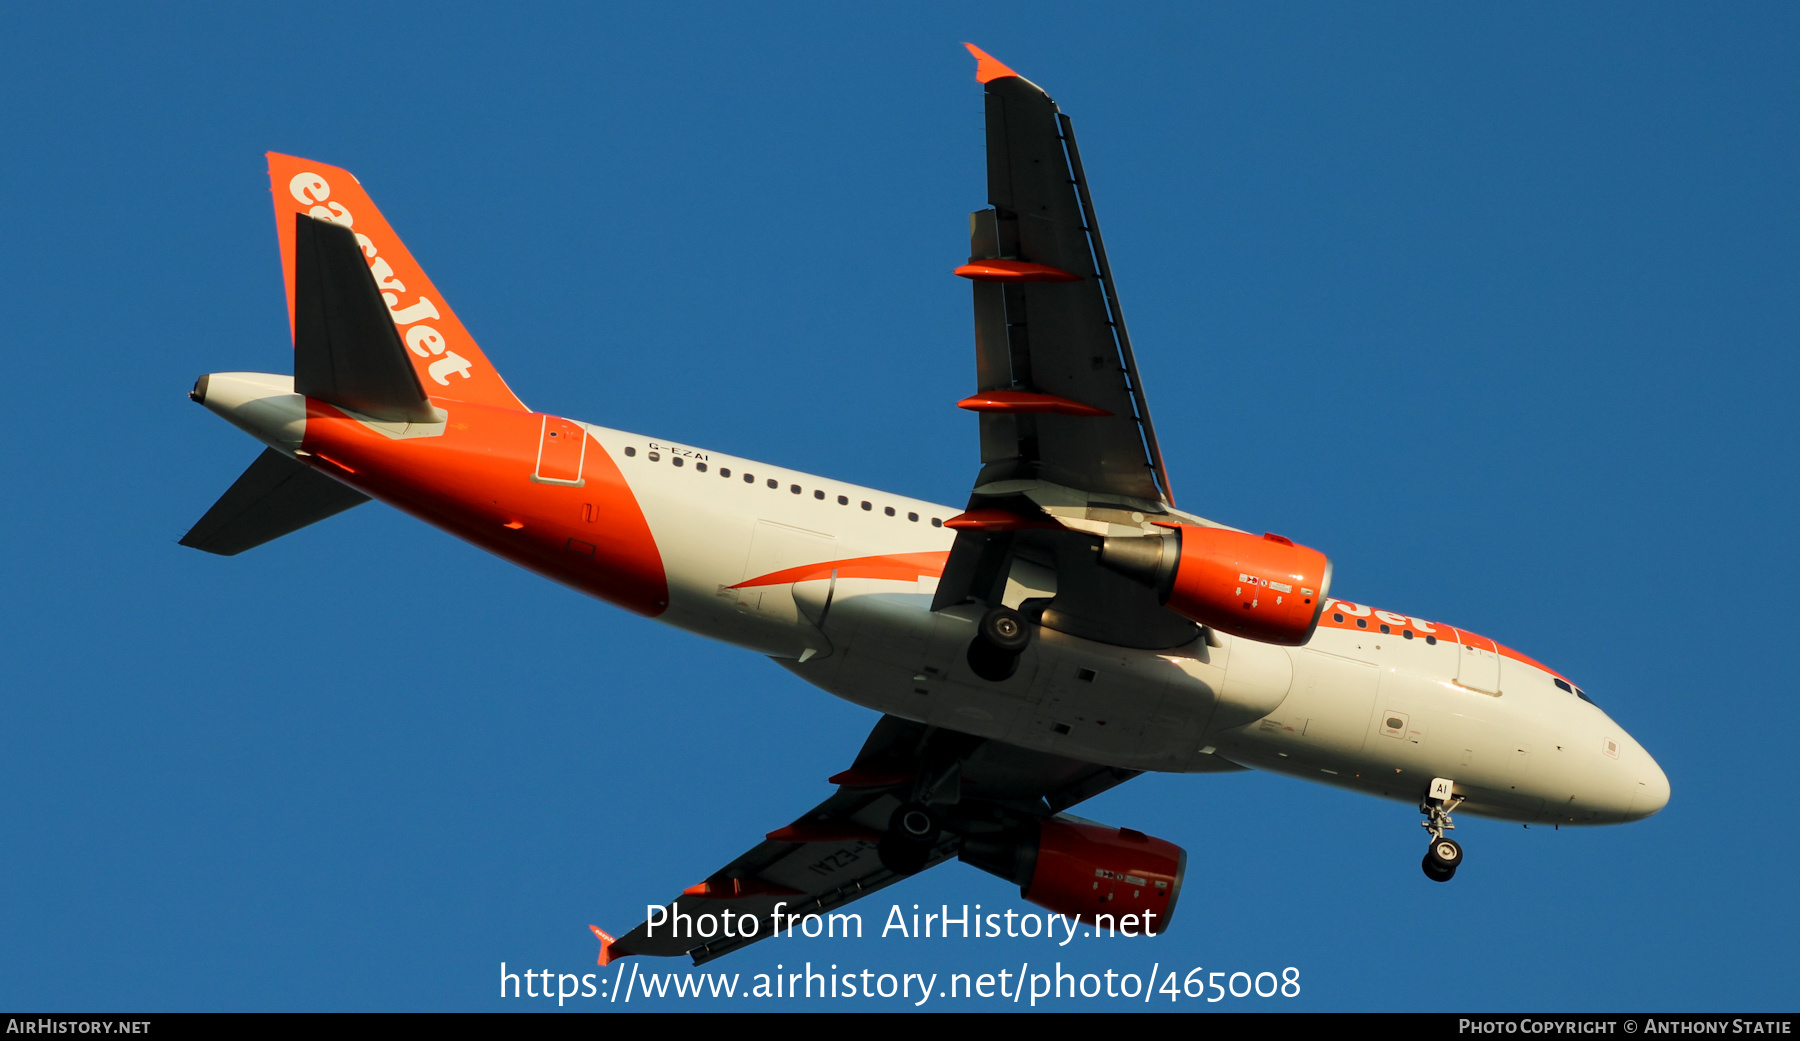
<box><xmin>729</xmin><ymin>551</ymin><xmax>951</xmax><ymax>590</ymax></box>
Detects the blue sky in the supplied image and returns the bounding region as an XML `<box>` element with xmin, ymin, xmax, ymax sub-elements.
<box><xmin>1</xmin><ymin>3</ymin><xmax>1794</xmax><ymax>1012</ymax></box>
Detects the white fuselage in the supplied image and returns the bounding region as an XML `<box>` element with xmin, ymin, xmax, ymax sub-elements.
<box><xmin>591</xmin><ymin>424</ymin><xmax>1670</xmax><ymax>828</ymax></box>
<box><xmin>196</xmin><ymin>370</ymin><xmax>1669</xmax><ymax>829</ymax></box>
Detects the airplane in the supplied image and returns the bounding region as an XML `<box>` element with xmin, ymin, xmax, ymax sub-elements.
<box><xmin>181</xmin><ymin>43</ymin><xmax>1669</xmax><ymax>966</ymax></box>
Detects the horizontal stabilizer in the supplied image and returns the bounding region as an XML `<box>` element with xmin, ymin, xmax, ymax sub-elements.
<box><xmin>180</xmin><ymin>449</ymin><xmax>369</xmax><ymax>556</ymax></box>
<box><xmin>293</xmin><ymin>214</ymin><xmax>440</xmax><ymax>423</ymax></box>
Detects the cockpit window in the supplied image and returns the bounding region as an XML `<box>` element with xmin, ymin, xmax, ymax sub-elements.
<box><xmin>1553</xmin><ymin>678</ymin><xmax>1572</xmax><ymax>693</ymax></box>
<box><xmin>1575</xmin><ymin>687</ymin><xmax>1596</xmax><ymax>705</ymax></box>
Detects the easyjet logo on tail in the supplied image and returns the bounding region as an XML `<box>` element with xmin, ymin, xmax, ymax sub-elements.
<box><xmin>265</xmin><ymin>153</ymin><xmax>527</xmax><ymax>413</ymax></box>
<box><xmin>286</xmin><ymin>171</ymin><xmax>471</xmax><ymax>387</ymax></box>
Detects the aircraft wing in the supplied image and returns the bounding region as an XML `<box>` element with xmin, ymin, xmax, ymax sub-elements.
<box><xmin>934</xmin><ymin>46</ymin><xmax>1206</xmax><ymax>651</ymax></box>
<box><xmin>957</xmin><ymin>45</ymin><xmax>1171</xmax><ymax>508</ymax></box>
<box><xmin>600</xmin><ymin>714</ymin><xmax>1148</xmax><ymax>966</ymax></box>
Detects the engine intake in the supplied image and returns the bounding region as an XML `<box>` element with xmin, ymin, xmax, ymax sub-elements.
<box><xmin>961</xmin><ymin>818</ymin><xmax>1186</xmax><ymax>931</ymax></box>
<box><xmin>1098</xmin><ymin>525</ymin><xmax>1332</xmax><ymax>646</ymax></box>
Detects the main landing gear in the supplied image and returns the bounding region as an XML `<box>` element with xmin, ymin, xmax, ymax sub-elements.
<box><xmin>878</xmin><ymin>802</ymin><xmax>941</xmax><ymax>876</ymax></box>
<box><xmin>966</xmin><ymin>605</ymin><xmax>1030</xmax><ymax>682</ymax></box>
<box><xmin>1420</xmin><ymin>776</ymin><xmax>1465</xmax><ymax>883</ymax></box>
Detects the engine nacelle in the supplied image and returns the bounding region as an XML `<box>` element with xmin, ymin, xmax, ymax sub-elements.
<box><xmin>960</xmin><ymin>818</ymin><xmax>1186</xmax><ymax>931</ymax></box>
<box><xmin>1098</xmin><ymin>525</ymin><xmax>1332</xmax><ymax>646</ymax></box>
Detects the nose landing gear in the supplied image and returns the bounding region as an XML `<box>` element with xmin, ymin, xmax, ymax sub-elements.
<box><xmin>1420</xmin><ymin>776</ymin><xmax>1465</xmax><ymax>882</ymax></box>
<box><xmin>1422</xmin><ymin>836</ymin><xmax>1463</xmax><ymax>881</ymax></box>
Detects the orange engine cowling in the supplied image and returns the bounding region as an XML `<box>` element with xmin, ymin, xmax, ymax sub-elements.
<box><xmin>961</xmin><ymin>819</ymin><xmax>1186</xmax><ymax>932</ymax></box>
<box><xmin>1026</xmin><ymin>820</ymin><xmax>1185</xmax><ymax>930</ymax></box>
<box><xmin>1098</xmin><ymin>525</ymin><xmax>1332</xmax><ymax>646</ymax></box>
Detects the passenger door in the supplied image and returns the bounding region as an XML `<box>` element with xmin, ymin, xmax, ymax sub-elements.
<box><xmin>1453</xmin><ymin>628</ymin><xmax>1502</xmax><ymax>694</ymax></box>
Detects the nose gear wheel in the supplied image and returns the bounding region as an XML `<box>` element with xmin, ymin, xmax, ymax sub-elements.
<box><xmin>1419</xmin><ymin>786</ymin><xmax>1466</xmax><ymax>882</ymax></box>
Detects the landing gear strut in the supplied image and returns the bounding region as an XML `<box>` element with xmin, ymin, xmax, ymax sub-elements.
<box><xmin>1420</xmin><ymin>776</ymin><xmax>1465</xmax><ymax>883</ymax></box>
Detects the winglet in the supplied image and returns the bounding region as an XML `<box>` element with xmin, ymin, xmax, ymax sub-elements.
<box><xmin>590</xmin><ymin>925</ymin><xmax>624</xmax><ymax>967</ymax></box>
<box><xmin>964</xmin><ymin>43</ymin><xmax>1019</xmax><ymax>84</ymax></box>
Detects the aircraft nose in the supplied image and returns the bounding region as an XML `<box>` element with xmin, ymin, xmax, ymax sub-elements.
<box><xmin>1626</xmin><ymin>753</ymin><xmax>1670</xmax><ymax>820</ymax></box>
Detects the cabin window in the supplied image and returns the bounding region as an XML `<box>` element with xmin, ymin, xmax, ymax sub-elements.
<box><xmin>624</xmin><ymin>446</ymin><xmax>636</xmax><ymax>457</ymax></box>
<box><xmin>1356</xmin><ymin>618</ymin><xmax>1368</xmax><ymax>629</ymax></box>
<box><xmin>837</xmin><ymin>495</ymin><xmax>849</xmax><ymax>505</ymax></box>
<box><xmin>885</xmin><ymin>507</ymin><xmax>896</xmax><ymax>516</ymax></box>
<box><xmin>790</xmin><ymin>484</ymin><xmax>801</xmax><ymax>494</ymax></box>
<box><xmin>767</xmin><ymin>479</ymin><xmax>777</xmax><ymax>488</ymax></box>
<box><xmin>931</xmin><ymin>518</ymin><xmax>943</xmax><ymax>527</ymax></box>
<box><xmin>1425</xmin><ymin>635</ymin><xmax>1438</xmax><ymax>645</ymax></box>
<box><xmin>1379</xmin><ymin>623</ymin><xmax>1390</xmax><ymax>634</ymax></box>
<box><xmin>647</xmin><ymin>451</ymin><xmax>660</xmax><ymax>462</ymax></box>
<box><xmin>1333</xmin><ymin>612</ymin><xmax>1344</xmax><ymax>623</ymax></box>
<box><xmin>672</xmin><ymin>457</ymin><xmax>684</xmax><ymax>467</ymax></box>
<box><xmin>1402</xmin><ymin>629</ymin><xmax>1414</xmax><ymax>640</ymax></box>
<box><xmin>719</xmin><ymin>467</ymin><xmax>730</xmax><ymax>478</ymax></box>
<box><xmin>908</xmin><ymin>512</ymin><xmax>919</xmax><ymax>522</ymax></box>
<box><xmin>814</xmin><ymin>489</ymin><xmax>825</xmax><ymax>500</ymax></box>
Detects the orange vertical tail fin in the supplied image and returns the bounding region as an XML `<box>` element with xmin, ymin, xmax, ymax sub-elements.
<box><xmin>266</xmin><ymin>153</ymin><xmax>527</xmax><ymax>413</ymax></box>
<box><xmin>589</xmin><ymin>925</ymin><xmax>625</xmax><ymax>966</ymax></box>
